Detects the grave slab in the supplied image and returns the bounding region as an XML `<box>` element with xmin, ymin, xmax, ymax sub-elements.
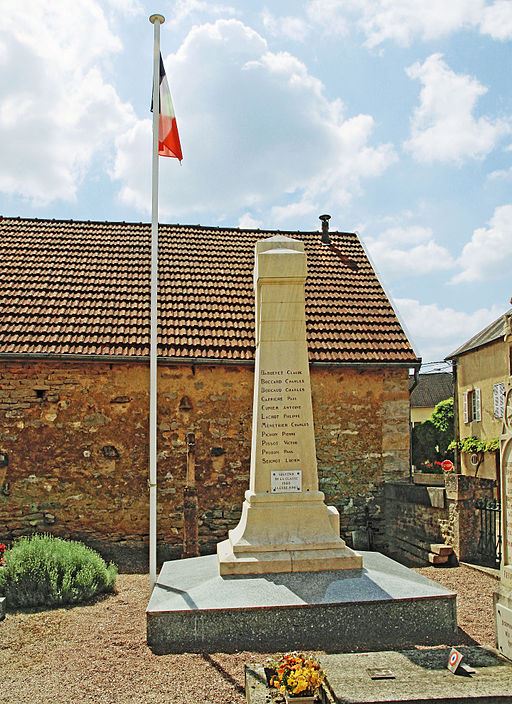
<box><xmin>246</xmin><ymin>647</ymin><xmax>512</xmax><ymax>704</ymax></box>
<box><xmin>146</xmin><ymin>551</ymin><xmax>456</xmax><ymax>654</ymax></box>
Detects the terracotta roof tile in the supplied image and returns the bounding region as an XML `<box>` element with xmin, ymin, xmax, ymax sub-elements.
<box><xmin>0</xmin><ymin>216</ymin><xmax>419</xmax><ymax>365</ymax></box>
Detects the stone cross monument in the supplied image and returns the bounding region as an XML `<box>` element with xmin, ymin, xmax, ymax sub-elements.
<box><xmin>496</xmin><ymin>382</ymin><xmax>512</xmax><ymax>660</ymax></box>
<box><xmin>217</xmin><ymin>235</ymin><xmax>362</xmax><ymax>575</ymax></box>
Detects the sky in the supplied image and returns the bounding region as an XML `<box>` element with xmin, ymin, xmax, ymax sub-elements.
<box><xmin>1</xmin><ymin>0</ymin><xmax>511</xmax><ymax>364</ymax></box>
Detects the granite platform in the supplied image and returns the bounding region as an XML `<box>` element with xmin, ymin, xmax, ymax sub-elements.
<box><xmin>146</xmin><ymin>552</ymin><xmax>457</xmax><ymax>654</ymax></box>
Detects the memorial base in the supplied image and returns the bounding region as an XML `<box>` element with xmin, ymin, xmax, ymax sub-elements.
<box><xmin>146</xmin><ymin>552</ymin><xmax>457</xmax><ymax>654</ymax></box>
<box><xmin>217</xmin><ymin>491</ymin><xmax>362</xmax><ymax>575</ymax></box>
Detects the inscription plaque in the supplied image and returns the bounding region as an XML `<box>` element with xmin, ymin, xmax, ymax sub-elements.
<box><xmin>271</xmin><ymin>470</ymin><xmax>301</xmax><ymax>493</ymax></box>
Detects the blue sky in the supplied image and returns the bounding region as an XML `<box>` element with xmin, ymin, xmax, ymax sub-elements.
<box><xmin>1</xmin><ymin>0</ymin><xmax>511</xmax><ymax>363</ymax></box>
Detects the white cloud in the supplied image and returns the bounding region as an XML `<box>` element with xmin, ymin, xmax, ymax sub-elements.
<box><xmin>363</xmin><ymin>225</ymin><xmax>455</xmax><ymax>279</ymax></box>
<box><xmin>305</xmin><ymin>0</ymin><xmax>512</xmax><ymax>46</ymax></box>
<box><xmin>170</xmin><ymin>0</ymin><xmax>238</xmax><ymax>25</ymax></box>
<box><xmin>487</xmin><ymin>167</ymin><xmax>512</xmax><ymax>180</ymax></box>
<box><xmin>106</xmin><ymin>0</ymin><xmax>144</xmax><ymax>17</ymax></box>
<box><xmin>261</xmin><ymin>9</ymin><xmax>310</xmax><ymax>41</ymax></box>
<box><xmin>452</xmin><ymin>204</ymin><xmax>512</xmax><ymax>283</ymax></box>
<box><xmin>358</xmin><ymin>0</ymin><xmax>482</xmax><ymax>47</ymax></box>
<box><xmin>113</xmin><ymin>19</ymin><xmax>395</xmax><ymax>223</ymax></box>
<box><xmin>0</xmin><ymin>1</ymin><xmax>135</xmax><ymax>204</ymax></box>
<box><xmin>238</xmin><ymin>212</ymin><xmax>263</xmax><ymax>229</ymax></box>
<box><xmin>395</xmin><ymin>298</ymin><xmax>505</xmax><ymax>361</ymax></box>
<box><xmin>404</xmin><ymin>54</ymin><xmax>510</xmax><ymax>163</ymax></box>
<box><xmin>480</xmin><ymin>0</ymin><xmax>512</xmax><ymax>40</ymax></box>
<box><xmin>306</xmin><ymin>0</ymin><xmax>353</xmax><ymax>36</ymax></box>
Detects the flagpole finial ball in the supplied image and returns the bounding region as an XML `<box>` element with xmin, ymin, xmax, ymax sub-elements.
<box><xmin>149</xmin><ymin>14</ymin><xmax>165</xmax><ymax>24</ymax></box>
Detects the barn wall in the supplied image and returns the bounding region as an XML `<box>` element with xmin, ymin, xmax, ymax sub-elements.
<box><xmin>0</xmin><ymin>360</ymin><xmax>410</xmax><ymax>560</ymax></box>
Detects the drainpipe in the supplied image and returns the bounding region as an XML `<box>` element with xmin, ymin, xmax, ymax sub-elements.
<box><xmin>182</xmin><ymin>432</ymin><xmax>199</xmax><ymax>558</ymax></box>
<box><xmin>409</xmin><ymin>367</ymin><xmax>420</xmax><ymax>482</ymax></box>
<box><xmin>452</xmin><ymin>360</ymin><xmax>461</xmax><ymax>473</ymax></box>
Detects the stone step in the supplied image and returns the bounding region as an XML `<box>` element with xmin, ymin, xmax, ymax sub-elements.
<box><xmin>428</xmin><ymin>552</ymin><xmax>449</xmax><ymax>565</ymax></box>
<box><xmin>430</xmin><ymin>543</ymin><xmax>454</xmax><ymax>556</ymax></box>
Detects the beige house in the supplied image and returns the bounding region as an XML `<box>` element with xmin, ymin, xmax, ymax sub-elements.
<box><xmin>447</xmin><ymin>309</ymin><xmax>512</xmax><ymax>482</ymax></box>
<box><xmin>410</xmin><ymin>371</ymin><xmax>453</xmax><ymax>427</ymax></box>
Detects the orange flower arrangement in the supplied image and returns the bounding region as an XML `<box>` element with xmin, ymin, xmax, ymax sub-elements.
<box><xmin>270</xmin><ymin>652</ymin><xmax>325</xmax><ymax>699</ymax></box>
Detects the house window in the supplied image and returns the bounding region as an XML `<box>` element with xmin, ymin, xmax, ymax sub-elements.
<box><xmin>493</xmin><ymin>382</ymin><xmax>506</xmax><ymax>419</ymax></box>
<box><xmin>463</xmin><ymin>388</ymin><xmax>481</xmax><ymax>423</ymax></box>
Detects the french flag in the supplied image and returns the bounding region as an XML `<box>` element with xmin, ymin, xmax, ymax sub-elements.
<box><xmin>156</xmin><ymin>53</ymin><xmax>182</xmax><ymax>161</ymax></box>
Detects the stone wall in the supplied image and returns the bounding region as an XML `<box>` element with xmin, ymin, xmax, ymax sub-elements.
<box><xmin>0</xmin><ymin>359</ymin><xmax>410</xmax><ymax>561</ymax></box>
<box><xmin>384</xmin><ymin>474</ymin><xmax>496</xmax><ymax>565</ymax></box>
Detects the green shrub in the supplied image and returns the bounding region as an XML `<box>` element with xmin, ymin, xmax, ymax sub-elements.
<box><xmin>0</xmin><ymin>534</ymin><xmax>117</xmax><ymax>609</ymax></box>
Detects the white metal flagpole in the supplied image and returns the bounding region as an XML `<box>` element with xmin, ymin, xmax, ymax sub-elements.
<box><xmin>149</xmin><ymin>12</ymin><xmax>164</xmax><ymax>590</ymax></box>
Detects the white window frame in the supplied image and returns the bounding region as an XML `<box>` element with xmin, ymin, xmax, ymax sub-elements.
<box><xmin>463</xmin><ymin>387</ymin><xmax>481</xmax><ymax>423</ymax></box>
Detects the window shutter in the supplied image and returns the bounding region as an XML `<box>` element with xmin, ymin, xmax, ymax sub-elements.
<box><xmin>494</xmin><ymin>383</ymin><xmax>505</xmax><ymax>418</ymax></box>
<box><xmin>463</xmin><ymin>391</ymin><xmax>469</xmax><ymax>423</ymax></box>
<box><xmin>474</xmin><ymin>387</ymin><xmax>481</xmax><ymax>422</ymax></box>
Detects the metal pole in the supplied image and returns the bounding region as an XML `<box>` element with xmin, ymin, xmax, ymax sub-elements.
<box><xmin>148</xmin><ymin>12</ymin><xmax>165</xmax><ymax>591</ymax></box>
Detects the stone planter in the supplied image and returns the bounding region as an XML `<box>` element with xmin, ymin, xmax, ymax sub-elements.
<box><xmin>284</xmin><ymin>694</ymin><xmax>317</xmax><ymax>703</ymax></box>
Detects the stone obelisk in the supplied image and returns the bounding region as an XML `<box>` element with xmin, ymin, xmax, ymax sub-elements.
<box><xmin>217</xmin><ymin>235</ymin><xmax>362</xmax><ymax>575</ymax></box>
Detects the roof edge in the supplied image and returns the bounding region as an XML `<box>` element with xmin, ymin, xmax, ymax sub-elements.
<box><xmin>446</xmin><ymin>307</ymin><xmax>512</xmax><ymax>359</ymax></box>
<box><xmin>0</xmin><ymin>352</ymin><xmax>420</xmax><ymax>369</ymax></box>
<box><xmin>0</xmin><ymin>214</ymin><xmax>356</xmax><ymax>238</ymax></box>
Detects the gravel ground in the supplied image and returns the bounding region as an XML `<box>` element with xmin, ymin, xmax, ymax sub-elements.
<box><xmin>0</xmin><ymin>564</ymin><xmax>499</xmax><ymax>704</ymax></box>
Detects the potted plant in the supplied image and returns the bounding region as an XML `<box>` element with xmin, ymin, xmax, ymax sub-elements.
<box><xmin>270</xmin><ymin>652</ymin><xmax>325</xmax><ymax>703</ymax></box>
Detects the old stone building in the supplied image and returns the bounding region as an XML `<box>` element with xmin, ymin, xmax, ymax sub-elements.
<box><xmin>0</xmin><ymin>216</ymin><xmax>419</xmax><ymax>561</ymax></box>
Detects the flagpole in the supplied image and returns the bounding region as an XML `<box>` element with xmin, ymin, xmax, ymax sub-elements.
<box><xmin>149</xmin><ymin>12</ymin><xmax>164</xmax><ymax>590</ymax></box>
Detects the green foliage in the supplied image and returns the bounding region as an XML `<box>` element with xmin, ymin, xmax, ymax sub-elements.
<box><xmin>412</xmin><ymin>419</ymin><xmax>454</xmax><ymax>470</ymax></box>
<box><xmin>449</xmin><ymin>436</ymin><xmax>500</xmax><ymax>454</ymax></box>
<box><xmin>412</xmin><ymin>397</ymin><xmax>455</xmax><ymax>470</ymax></box>
<box><xmin>0</xmin><ymin>534</ymin><xmax>117</xmax><ymax>609</ymax></box>
<box><xmin>430</xmin><ymin>398</ymin><xmax>454</xmax><ymax>433</ymax></box>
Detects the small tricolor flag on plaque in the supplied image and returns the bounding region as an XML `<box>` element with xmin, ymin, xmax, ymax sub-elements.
<box><xmin>153</xmin><ymin>53</ymin><xmax>183</xmax><ymax>161</ymax></box>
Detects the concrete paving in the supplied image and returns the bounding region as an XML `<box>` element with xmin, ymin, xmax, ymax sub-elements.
<box><xmin>146</xmin><ymin>552</ymin><xmax>457</xmax><ymax>653</ymax></box>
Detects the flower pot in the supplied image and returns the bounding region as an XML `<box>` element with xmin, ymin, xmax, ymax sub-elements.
<box><xmin>284</xmin><ymin>694</ymin><xmax>317</xmax><ymax>703</ymax></box>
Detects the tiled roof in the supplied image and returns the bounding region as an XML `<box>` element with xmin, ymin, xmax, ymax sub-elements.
<box><xmin>447</xmin><ymin>308</ymin><xmax>512</xmax><ymax>359</ymax></box>
<box><xmin>0</xmin><ymin>216</ymin><xmax>419</xmax><ymax>365</ymax></box>
<box><xmin>410</xmin><ymin>372</ymin><xmax>453</xmax><ymax>408</ymax></box>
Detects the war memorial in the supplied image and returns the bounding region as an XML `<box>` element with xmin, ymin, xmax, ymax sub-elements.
<box><xmin>147</xmin><ymin>235</ymin><xmax>457</xmax><ymax>654</ymax></box>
